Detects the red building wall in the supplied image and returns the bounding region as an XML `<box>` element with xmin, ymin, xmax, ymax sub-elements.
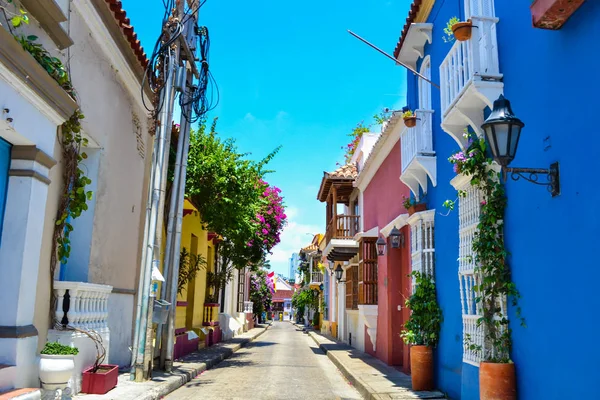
<box><xmin>362</xmin><ymin>140</ymin><xmax>411</xmax><ymax>369</ymax></box>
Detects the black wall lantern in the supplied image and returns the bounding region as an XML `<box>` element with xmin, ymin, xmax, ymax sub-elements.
<box><xmin>335</xmin><ymin>265</ymin><xmax>346</xmax><ymax>282</ymax></box>
<box><xmin>389</xmin><ymin>226</ymin><xmax>404</xmax><ymax>249</ymax></box>
<box><xmin>376</xmin><ymin>236</ymin><xmax>386</xmax><ymax>256</ymax></box>
<box><xmin>482</xmin><ymin>95</ymin><xmax>560</xmax><ymax>197</ymax></box>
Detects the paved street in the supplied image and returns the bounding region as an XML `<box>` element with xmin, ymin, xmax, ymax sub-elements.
<box><xmin>165</xmin><ymin>322</ymin><xmax>361</xmax><ymax>400</ymax></box>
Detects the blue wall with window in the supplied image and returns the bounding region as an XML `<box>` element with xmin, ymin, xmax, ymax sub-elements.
<box><xmin>401</xmin><ymin>1</ymin><xmax>600</xmax><ymax>399</ymax></box>
<box><xmin>0</xmin><ymin>138</ymin><xmax>11</xmax><ymax>247</ymax></box>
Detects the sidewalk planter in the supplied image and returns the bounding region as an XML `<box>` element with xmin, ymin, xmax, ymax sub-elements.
<box><xmin>480</xmin><ymin>362</ymin><xmax>516</xmax><ymax>400</ymax></box>
<box><xmin>81</xmin><ymin>364</ymin><xmax>119</xmax><ymax>395</ymax></box>
<box><xmin>531</xmin><ymin>0</ymin><xmax>585</xmax><ymax>30</ymax></box>
<box><xmin>451</xmin><ymin>20</ymin><xmax>473</xmax><ymax>41</ymax></box>
<box><xmin>407</xmin><ymin>203</ymin><xmax>427</xmax><ymax>216</ymax></box>
<box><xmin>39</xmin><ymin>354</ymin><xmax>75</xmax><ymax>390</ymax></box>
<box><xmin>410</xmin><ymin>345</ymin><xmax>434</xmax><ymax>391</ymax></box>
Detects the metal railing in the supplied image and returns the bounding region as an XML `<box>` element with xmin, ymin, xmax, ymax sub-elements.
<box><xmin>401</xmin><ymin>109</ymin><xmax>434</xmax><ymax>173</ymax></box>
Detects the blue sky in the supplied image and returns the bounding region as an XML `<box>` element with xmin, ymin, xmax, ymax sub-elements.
<box><xmin>125</xmin><ymin>0</ymin><xmax>411</xmax><ymax>278</ymax></box>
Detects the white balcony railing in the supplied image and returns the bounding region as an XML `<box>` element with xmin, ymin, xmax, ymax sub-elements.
<box><xmin>310</xmin><ymin>270</ymin><xmax>324</xmax><ymax>284</ymax></box>
<box><xmin>439</xmin><ymin>16</ymin><xmax>501</xmax><ymax>115</ymax></box>
<box><xmin>401</xmin><ymin>109</ymin><xmax>434</xmax><ymax>173</ymax></box>
<box><xmin>54</xmin><ymin>281</ymin><xmax>113</xmax><ymax>330</ymax></box>
<box><xmin>244</xmin><ymin>301</ymin><xmax>254</xmax><ymax>313</ymax></box>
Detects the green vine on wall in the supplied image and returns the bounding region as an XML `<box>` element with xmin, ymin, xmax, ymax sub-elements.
<box><xmin>12</xmin><ymin>31</ymin><xmax>93</xmax><ymax>321</ymax></box>
<box><xmin>445</xmin><ymin>130</ymin><xmax>525</xmax><ymax>363</ymax></box>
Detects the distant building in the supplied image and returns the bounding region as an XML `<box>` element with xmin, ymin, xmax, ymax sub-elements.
<box><xmin>289</xmin><ymin>252</ymin><xmax>299</xmax><ymax>281</ymax></box>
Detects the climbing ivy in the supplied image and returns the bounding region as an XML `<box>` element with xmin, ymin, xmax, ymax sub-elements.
<box><xmin>446</xmin><ymin>131</ymin><xmax>525</xmax><ymax>363</ymax></box>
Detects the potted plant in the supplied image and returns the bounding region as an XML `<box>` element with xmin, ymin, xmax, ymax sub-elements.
<box><xmin>443</xmin><ymin>16</ymin><xmax>473</xmax><ymax>42</ymax></box>
<box><xmin>403</xmin><ymin>196</ymin><xmax>427</xmax><ymax>216</ymax></box>
<box><xmin>402</xmin><ymin>110</ymin><xmax>417</xmax><ymax>128</ymax></box>
<box><xmin>39</xmin><ymin>342</ymin><xmax>79</xmax><ymax>390</ymax></box>
<box><xmin>80</xmin><ymin>331</ymin><xmax>118</xmax><ymax>395</ymax></box>
<box><xmin>401</xmin><ymin>271</ymin><xmax>442</xmax><ymax>391</ymax></box>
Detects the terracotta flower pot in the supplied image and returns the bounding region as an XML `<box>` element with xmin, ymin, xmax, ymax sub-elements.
<box><xmin>410</xmin><ymin>345</ymin><xmax>434</xmax><ymax>391</ymax></box>
<box><xmin>403</xmin><ymin>116</ymin><xmax>417</xmax><ymax>128</ymax></box>
<box><xmin>407</xmin><ymin>203</ymin><xmax>427</xmax><ymax>216</ymax></box>
<box><xmin>480</xmin><ymin>362</ymin><xmax>516</xmax><ymax>400</ymax></box>
<box><xmin>451</xmin><ymin>20</ymin><xmax>473</xmax><ymax>41</ymax></box>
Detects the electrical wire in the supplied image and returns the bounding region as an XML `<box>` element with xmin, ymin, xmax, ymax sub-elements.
<box><xmin>179</xmin><ymin>26</ymin><xmax>219</xmax><ymax>123</ymax></box>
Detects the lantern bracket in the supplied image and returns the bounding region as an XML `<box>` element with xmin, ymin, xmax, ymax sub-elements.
<box><xmin>504</xmin><ymin>162</ymin><xmax>560</xmax><ymax>197</ymax></box>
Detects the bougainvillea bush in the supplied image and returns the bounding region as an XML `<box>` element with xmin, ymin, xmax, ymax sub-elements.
<box><xmin>250</xmin><ymin>269</ymin><xmax>273</xmax><ymax>323</ymax></box>
<box><xmin>250</xmin><ymin>179</ymin><xmax>287</xmax><ymax>253</ymax></box>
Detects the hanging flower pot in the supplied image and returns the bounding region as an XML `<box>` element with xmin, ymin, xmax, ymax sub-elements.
<box><xmin>480</xmin><ymin>362</ymin><xmax>516</xmax><ymax>400</ymax></box>
<box><xmin>402</xmin><ymin>110</ymin><xmax>417</xmax><ymax>128</ymax></box>
<box><xmin>452</xmin><ymin>19</ymin><xmax>473</xmax><ymax>41</ymax></box>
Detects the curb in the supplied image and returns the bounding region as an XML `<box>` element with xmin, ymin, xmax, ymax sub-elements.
<box><xmin>306</xmin><ymin>331</ymin><xmax>372</xmax><ymax>400</ymax></box>
<box><xmin>133</xmin><ymin>323</ymin><xmax>271</xmax><ymax>400</ymax></box>
<box><xmin>307</xmin><ymin>331</ymin><xmax>446</xmax><ymax>400</ymax></box>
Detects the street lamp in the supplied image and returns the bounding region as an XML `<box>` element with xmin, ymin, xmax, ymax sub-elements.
<box><xmin>335</xmin><ymin>265</ymin><xmax>346</xmax><ymax>283</ymax></box>
<box><xmin>389</xmin><ymin>226</ymin><xmax>404</xmax><ymax>249</ymax></box>
<box><xmin>376</xmin><ymin>237</ymin><xmax>386</xmax><ymax>256</ymax></box>
<box><xmin>482</xmin><ymin>95</ymin><xmax>560</xmax><ymax>197</ymax></box>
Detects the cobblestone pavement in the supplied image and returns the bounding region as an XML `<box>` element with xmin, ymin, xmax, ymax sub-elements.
<box><xmin>165</xmin><ymin>321</ymin><xmax>361</xmax><ymax>400</ymax></box>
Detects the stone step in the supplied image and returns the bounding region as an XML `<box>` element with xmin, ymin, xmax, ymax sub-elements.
<box><xmin>0</xmin><ymin>388</ymin><xmax>41</xmax><ymax>400</ymax></box>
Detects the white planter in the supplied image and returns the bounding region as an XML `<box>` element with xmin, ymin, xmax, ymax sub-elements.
<box><xmin>39</xmin><ymin>354</ymin><xmax>75</xmax><ymax>390</ymax></box>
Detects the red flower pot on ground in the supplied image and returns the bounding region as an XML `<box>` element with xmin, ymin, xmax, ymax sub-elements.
<box><xmin>480</xmin><ymin>362</ymin><xmax>516</xmax><ymax>400</ymax></box>
<box><xmin>81</xmin><ymin>364</ymin><xmax>119</xmax><ymax>395</ymax></box>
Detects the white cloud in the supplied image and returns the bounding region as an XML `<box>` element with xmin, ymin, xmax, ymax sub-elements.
<box><xmin>243</xmin><ymin>112</ymin><xmax>256</xmax><ymax>121</ymax></box>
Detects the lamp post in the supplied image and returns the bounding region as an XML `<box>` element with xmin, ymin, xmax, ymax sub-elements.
<box><xmin>376</xmin><ymin>236</ymin><xmax>386</xmax><ymax>256</ymax></box>
<box><xmin>482</xmin><ymin>95</ymin><xmax>560</xmax><ymax>197</ymax></box>
<box><xmin>389</xmin><ymin>226</ymin><xmax>404</xmax><ymax>249</ymax></box>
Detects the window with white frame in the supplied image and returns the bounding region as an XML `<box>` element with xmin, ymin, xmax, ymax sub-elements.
<box><xmin>418</xmin><ymin>56</ymin><xmax>432</xmax><ymax>111</ymax></box>
<box><xmin>455</xmin><ymin>179</ymin><xmax>485</xmax><ymax>366</ymax></box>
<box><xmin>409</xmin><ymin>210</ymin><xmax>435</xmax><ymax>285</ymax></box>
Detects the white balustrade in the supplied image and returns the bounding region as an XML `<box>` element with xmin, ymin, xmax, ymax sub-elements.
<box><xmin>310</xmin><ymin>270</ymin><xmax>324</xmax><ymax>284</ymax></box>
<box><xmin>54</xmin><ymin>281</ymin><xmax>113</xmax><ymax>330</ymax></box>
<box><xmin>243</xmin><ymin>301</ymin><xmax>253</xmax><ymax>313</ymax></box>
<box><xmin>401</xmin><ymin>109</ymin><xmax>434</xmax><ymax>173</ymax></box>
<box><xmin>462</xmin><ymin>314</ymin><xmax>484</xmax><ymax>365</ymax></box>
<box><xmin>439</xmin><ymin>16</ymin><xmax>501</xmax><ymax>115</ymax></box>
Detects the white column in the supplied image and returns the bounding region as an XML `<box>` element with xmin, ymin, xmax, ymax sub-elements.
<box><xmin>0</xmin><ymin>146</ymin><xmax>56</xmax><ymax>387</ymax></box>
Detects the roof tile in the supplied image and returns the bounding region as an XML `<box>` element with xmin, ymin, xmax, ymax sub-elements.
<box><xmin>326</xmin><ymin>163</ymin><xmax>358</xmax><ymax>180</ymax></box>
<box><xmin>105</xmin><ymin>0</ymin><xmax>149</xmax><ymax>69</ymax></box>
<box><xmin>393</xmin><ymin>0</ymin><xmax>423</xmax><ymax>59</ymax></box>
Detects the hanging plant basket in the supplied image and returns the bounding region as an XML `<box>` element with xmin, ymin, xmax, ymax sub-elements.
<box><xmin>403</xmin><ymin>116</ymin><xmax>417</xmax><ymax>128</ymax></box>
<box><xmin>451</xmin><ymin>20</ymin><xmax>473</xmax><ymax>41</ymax></box>
<box><xmin>480</xmin><ymin>362</ymin><xmax>516</xmax><ymax>400</ymax></box>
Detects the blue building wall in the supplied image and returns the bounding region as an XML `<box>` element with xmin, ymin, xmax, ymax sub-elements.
<box><xmin>400</xmin><ymin>1</ymin><xmax>599</xmax><ymax>399</ymax></box>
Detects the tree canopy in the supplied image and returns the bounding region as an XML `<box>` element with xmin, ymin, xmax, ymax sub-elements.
<box><xmin>183</xmin><ymin>118</ymin><xmax>286</xmax><ymax>268</ymax></box>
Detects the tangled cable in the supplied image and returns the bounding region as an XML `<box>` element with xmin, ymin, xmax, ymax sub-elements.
<box><xmin>180</xmin><ymin>26</ymin><xmax>219</xmax><ymax>123</ymax></box>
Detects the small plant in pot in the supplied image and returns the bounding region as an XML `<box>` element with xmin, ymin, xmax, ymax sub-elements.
<box><xmin>80</xmin><ymin>330</ymin><xmax>118</xmax><ymax>394</ymax></box>
<box><xmin>401</xmin><ymin>271</ymin><xmax>442</xmax><ymax>391</ymax></box>
<box><xmin>403</xmin><ymin>195</ymin><xmax>427</xmax><ymax>216</ymax></box>
<box><xmin>443</xmin><ymin>16</ymin><xmax>474</xmax><ymax>42</ymax></box>
<box><xmin>402</xmin><ymin>110</ymin><xmax>417</xmax><ymax>128</ymax></box>
<box><xmin>39</xmin><ymin>342</ymin><xmax>79</xmax><ymax>390</ymax></box>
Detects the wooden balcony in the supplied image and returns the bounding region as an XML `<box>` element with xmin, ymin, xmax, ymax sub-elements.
<box><xmin>325</xmin><ymin>214</ymin><xmax>360</xmax><ymax>243</ymax></box>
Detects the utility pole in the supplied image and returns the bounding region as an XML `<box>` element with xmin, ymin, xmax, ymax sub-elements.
<box><xmin>131</xmin><ymin>0</ymin><xmax>201</xmax><ymax>380</ymax></box>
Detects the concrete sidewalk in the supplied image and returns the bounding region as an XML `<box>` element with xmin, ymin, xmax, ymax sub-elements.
<box><xmin>75</xmin><ymin>323</ymin><xmax>271</xmax><ymax>400</ymax></box>
<box><xmin>302</xmin><ymin>325</ymin><xmax>447</xmax><ymax>400</ymax></box>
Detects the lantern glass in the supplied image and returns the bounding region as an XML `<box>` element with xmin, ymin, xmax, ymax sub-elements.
<box><xmin>482</xmin><ymin>95</ymin><xmax>524</xmax><ymax>167</ymax></box>
<box><xmin>376</xmin><ymin>237</ymin><xmax>386</xmax><ymax>256</ymax></box>
<box><xmin>335</xmin><ymin>265</ymin><xmax>344</xmax><ymax>282</ymax></box>
<box><xmin>389</xmin><ymin>226</ymin><xmax>401</xmax><ymax>249</ymax></box>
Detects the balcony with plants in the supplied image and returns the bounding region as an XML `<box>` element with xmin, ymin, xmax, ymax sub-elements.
<box><xmin>400</xmin><ymin>109</ymin><xmax>436</xmax><ymax>199</ymax></box>
<box><xmin>438</xmin><ymin>0</ymin><xmax>504</xmax><ymax>149</ymax></box>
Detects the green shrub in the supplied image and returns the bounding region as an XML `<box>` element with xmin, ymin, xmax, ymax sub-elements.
<box><xmin>41</xmin><ymin>341</ymin><xmax>79</xmax><ymax>356</ymax></box>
